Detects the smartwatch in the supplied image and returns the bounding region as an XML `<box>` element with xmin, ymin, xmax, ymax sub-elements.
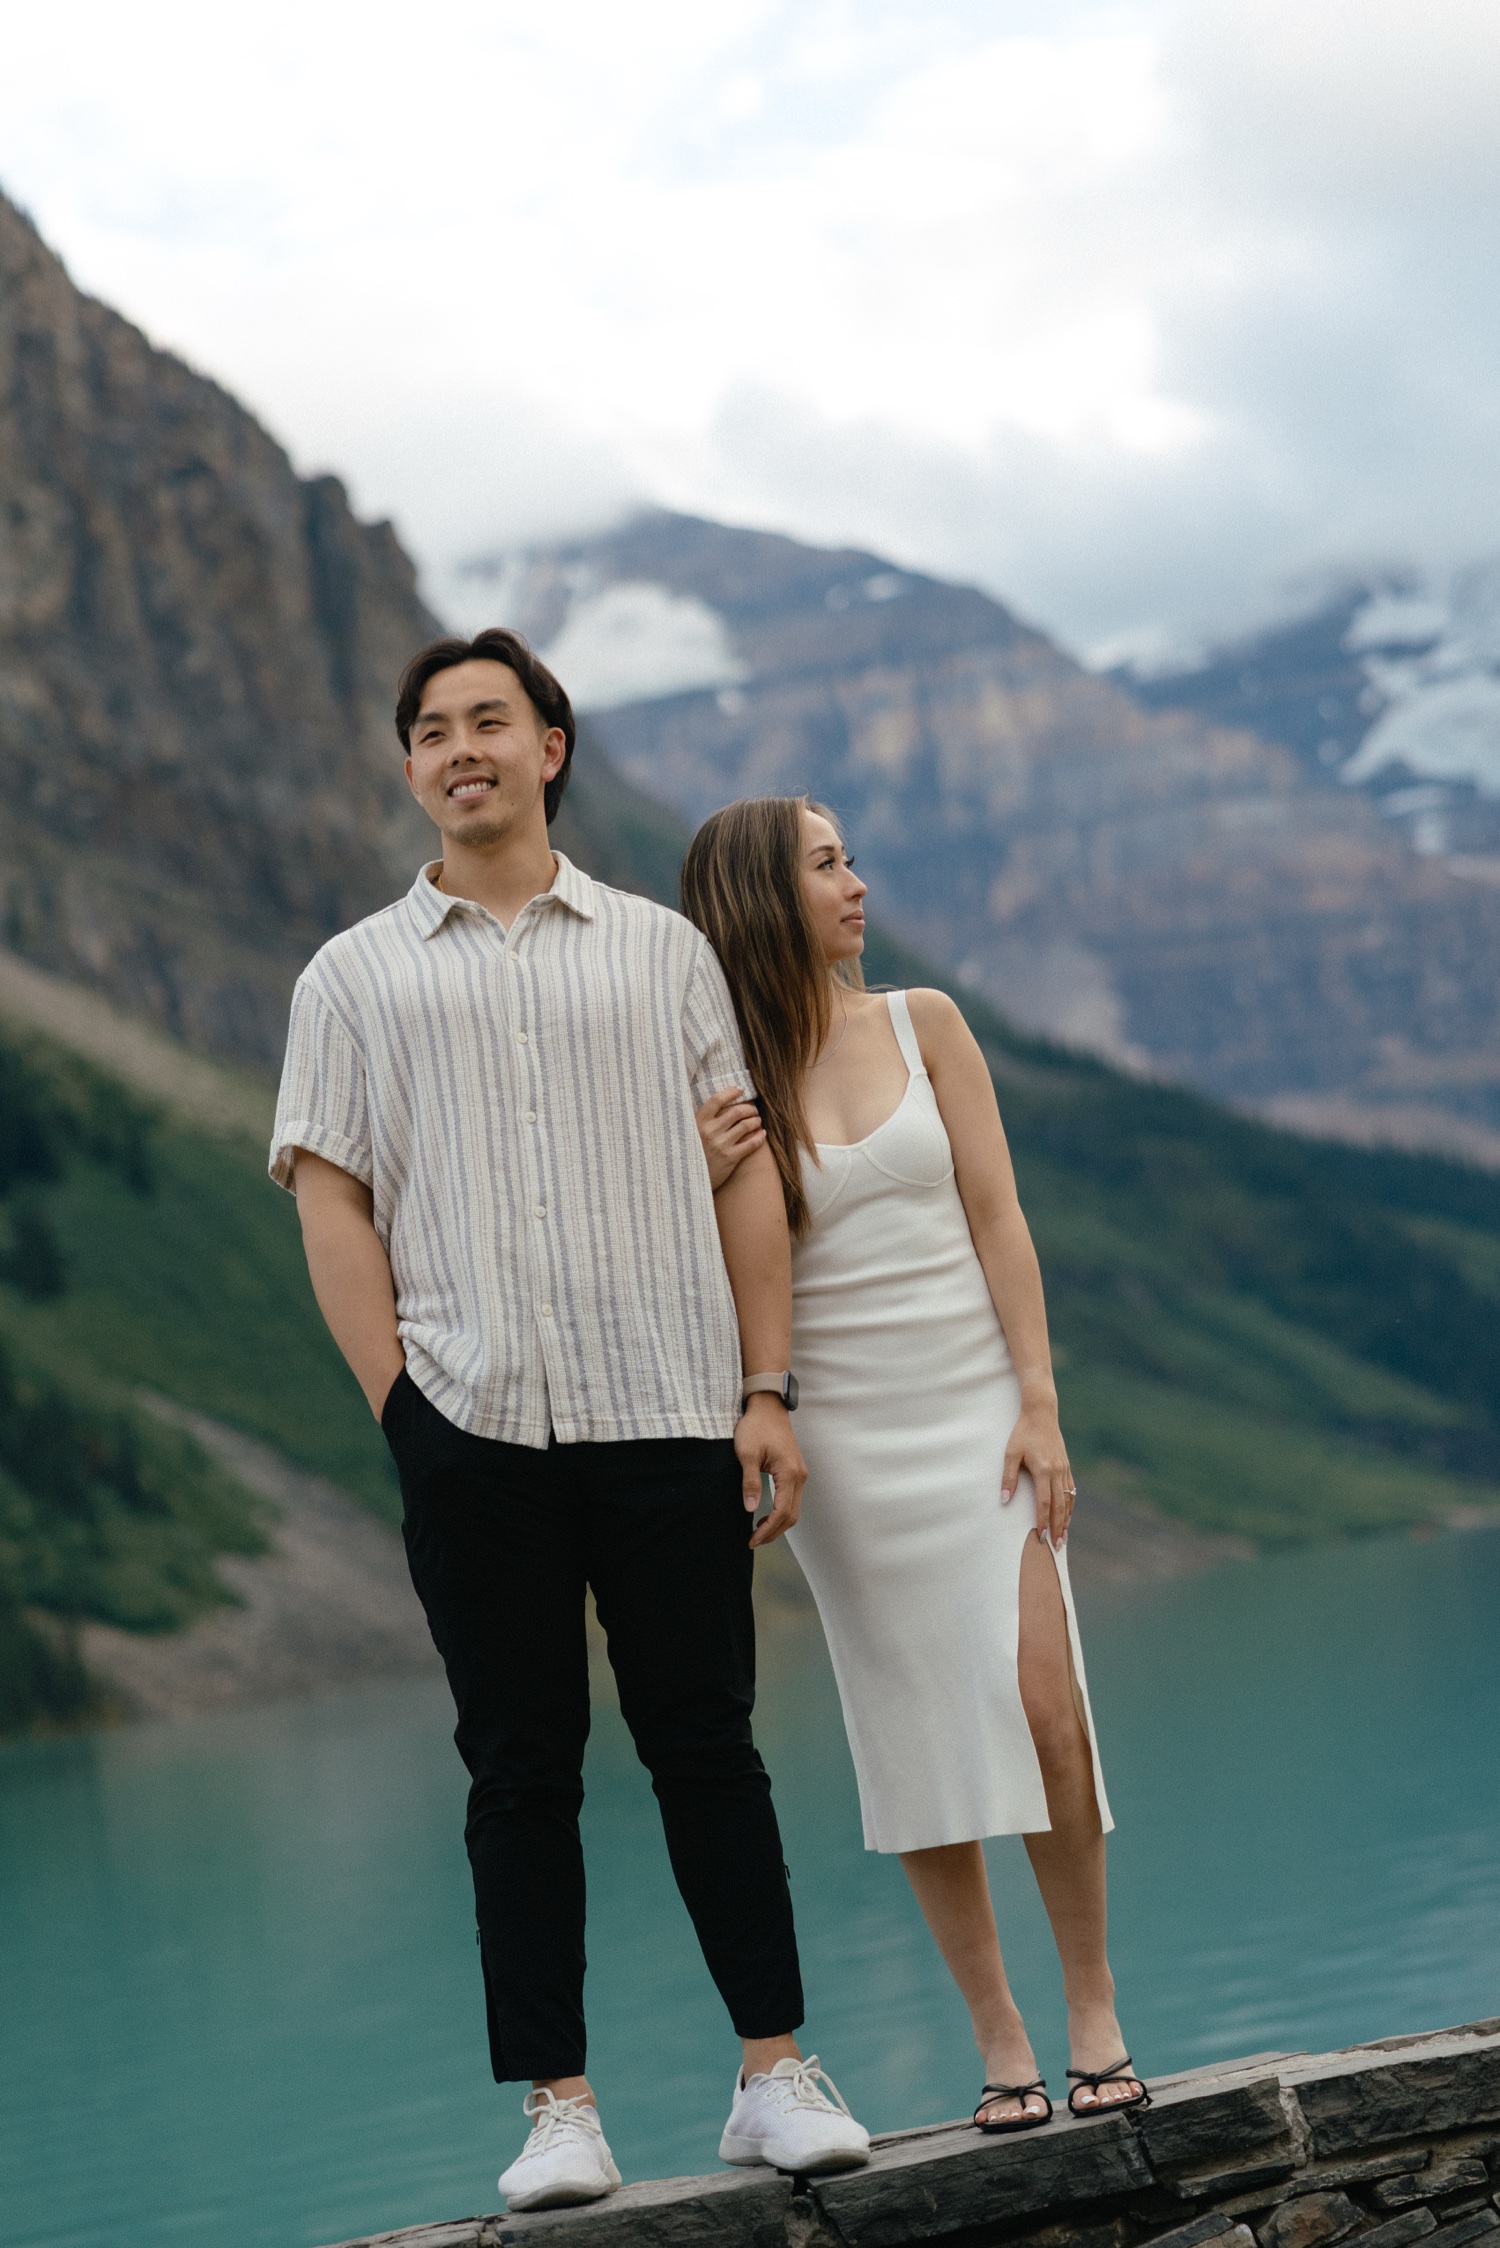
<box><xmin>741</xmin><ymin>1372</ymin><xmax>799</xmax><ymax>1411</ymax></box>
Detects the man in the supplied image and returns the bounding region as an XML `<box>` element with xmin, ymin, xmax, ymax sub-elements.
<box><xmin>270</xmin><ymin>628</ymin><xmax>869</xmax><ymax>2210</ymax></box>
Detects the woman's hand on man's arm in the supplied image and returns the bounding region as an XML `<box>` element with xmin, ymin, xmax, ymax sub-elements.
<box><xmin>290</xmin><ymin>1149</ymin><xmax>406</xmax><ymax>1420</ymax></box>
<box><xmin>695</xmin><ymin>1086</ymin><xmax>766</xmax><ymax>1191</ymax></box>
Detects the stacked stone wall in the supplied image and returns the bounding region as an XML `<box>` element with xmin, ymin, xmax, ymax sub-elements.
<box><xmin>324</xmin><ymin>2020</ymin><xmax>1500</xmax><ymax>2248</ymax></box>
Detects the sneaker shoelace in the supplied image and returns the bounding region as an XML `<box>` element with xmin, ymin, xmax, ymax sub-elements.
<box><xmin>520</xmin><ymin>2089</ymin><xmax>602</xmax><ymax>2155</ymax></box>
<box><xmin>762</xmin><ymin>2056</ymin><xmax>853</xmax><ymax>2117</ymax></box>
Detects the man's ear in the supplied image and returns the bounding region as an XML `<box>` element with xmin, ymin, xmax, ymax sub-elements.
<box><xmin>541</xmin><ymin>727</ymin><xmax>568</xmax><ymax>782</ymax></box>
<box><xmin>404</xmin><ymin>754</ymin><xmax>419</xmax><ymax>800</ymax></box>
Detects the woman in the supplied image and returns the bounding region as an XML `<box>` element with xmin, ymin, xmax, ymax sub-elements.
<box><xmin>680</xmin><ymin>796</ymin><xmax>1144</xmax><ymax>2133</ymax></box>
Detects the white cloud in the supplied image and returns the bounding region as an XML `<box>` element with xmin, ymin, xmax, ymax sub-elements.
<box><xmin>539</xmin><ymin>584</ymin><xmax>745</xmax><ymax>712</ymax></box>
<box><xmin>3</xmin><ymin>0</ymin><xmax>1499</xmax><ymax>658</ymax></box>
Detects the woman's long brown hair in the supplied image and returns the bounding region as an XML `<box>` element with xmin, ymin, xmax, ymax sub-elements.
<box><xmin>680</xmin><ymin>796</ymin><xmax>863</xmax><ymax>1237</ymax></box>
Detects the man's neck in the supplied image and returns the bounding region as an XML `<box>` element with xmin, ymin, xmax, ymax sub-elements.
<box><xmin>434</xmin><ymin>825</ymin><xmax>559</xmax><ymax>931</ymax></box>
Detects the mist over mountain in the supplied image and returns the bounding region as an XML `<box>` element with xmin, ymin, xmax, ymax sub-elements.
<box><xmin>469</xmin><ymin>513</ymin><xmax>1500</xmax><ymax>1164</ymax></box>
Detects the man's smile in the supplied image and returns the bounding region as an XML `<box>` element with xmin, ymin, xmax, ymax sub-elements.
<box><xmin>448</xmin><ymin>773</ymin><xmax>498</xmax><ymax>801</ymax></box>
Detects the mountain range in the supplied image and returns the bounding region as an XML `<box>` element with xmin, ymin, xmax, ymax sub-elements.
<box><xmin>10</xmin><ymin>161</ymin><xmax>1498</xmax><ymax>1165</ymax></box>
<box><xmin>472</xmin><ymin>516</ymin><xmax>1500</xmax><ymax>1166</ymax></box>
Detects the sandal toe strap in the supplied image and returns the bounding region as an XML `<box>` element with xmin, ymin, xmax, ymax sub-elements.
<box><xmin>1066</xmin><ymin>2058</ymin><xmax>1149</xmax><ymax>2115</ymax></box>
<box><xmin>1066</xmin><ymin>2057</ymin><xmax>1137</xmax><ymax>2086</ymax></box>
<box><xmin>974</xmin><ymin>2077</ymin><xmax>1049</xmax><ymax>2122</ymax></box>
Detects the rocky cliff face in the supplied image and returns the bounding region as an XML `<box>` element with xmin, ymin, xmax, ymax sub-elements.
<box><xmin>0</xmin><ymin>190</ymin><xmax>447</xmax><ymax>1062</ymax></box>
<box><xmin>0</xmin><ymin>191</ymin><xmax>685</xmax><ymax>1066</ymax></box>
<box><xmin>484</xmin><ymin>514</ymin><xmax>1500</xmax><ymax>1156</ymax></box>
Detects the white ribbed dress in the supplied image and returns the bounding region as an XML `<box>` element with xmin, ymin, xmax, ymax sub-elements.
<box><xmin>786</xmin><ymin>992</ymin><xmax>1113</xmax><ymax>1854</ymax></box>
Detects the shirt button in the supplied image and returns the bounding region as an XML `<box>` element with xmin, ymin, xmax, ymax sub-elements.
<box><xmin>522</xmin><ymin>1110</ymin><xmax>537</xmax><ymax>1124</ymax></box>
<box><xmin>516</xmin><ymin>1029</ymin><xmax>528</xmax><ymax>1045</ymax></box>
<box><xmin>540</xmin><ymin>1303</ymin><xmax>553</xmax><ymax>1318</ymax></box>
<box><xmin>534</xmin><ymin>1204</ymin><xmax>547</xmax><ymax>1219</ymax></box>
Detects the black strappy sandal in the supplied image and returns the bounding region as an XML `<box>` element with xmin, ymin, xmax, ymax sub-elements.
<box><xmin>973</xmin><ymin>2077</ymin><xmax>1053</xmax><ymax>2134</ymax></box>
<box><xmin>1066</xmin><ymin>2057</ymin><xmax>1150</xmax><ymax>2117</ymax></box>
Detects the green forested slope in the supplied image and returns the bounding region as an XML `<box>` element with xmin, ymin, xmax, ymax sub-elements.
<box><xmin>0</xmin><ymin>1035</ymin><xmax>307</xmax><ymax>1727</ymax></box>
<box><xmin>3</xmin><ymin>778</ymin><xmax>1499</xmax><ymax>1732</ymax></box>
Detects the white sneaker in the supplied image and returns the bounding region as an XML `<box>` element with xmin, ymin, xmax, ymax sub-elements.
<box><xmin>498</xmin><ymin>2089</ymin><xmax>622</xmax><ymax>2212</ymax></box>
<box><xmin>719</xmin><ymin>2055</ymin><xmax>871</xmax><ymax>2174</ymax></box>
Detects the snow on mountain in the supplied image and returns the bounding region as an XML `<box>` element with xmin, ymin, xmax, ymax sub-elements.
<box><xmin>1343</xmin><ymin>563</ymin><xmax>1500</xmax><ymax>806</ymax></box>
<box><xmin>1125</xmin><ymin>567</ymin><xmax>1500</xmax><ymax>872</ymax></box>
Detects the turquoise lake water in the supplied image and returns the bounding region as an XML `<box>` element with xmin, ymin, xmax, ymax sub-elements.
<box><xmin>2</xmin><ymin>1524</ymin><xmax>1498</xmax><ymax>2248</ymax></box>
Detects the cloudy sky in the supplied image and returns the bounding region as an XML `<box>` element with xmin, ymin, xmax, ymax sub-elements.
<box><xmin>4</xmin><ymin>0</ymin><xmax>1499</xmax><ymax>663</ymax></box>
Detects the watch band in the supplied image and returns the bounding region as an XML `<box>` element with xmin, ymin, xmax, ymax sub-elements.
<box><xmin>741</xmin><ymin>1371</ymin><xmax>798</xmax><ymax>1410</ymax></box>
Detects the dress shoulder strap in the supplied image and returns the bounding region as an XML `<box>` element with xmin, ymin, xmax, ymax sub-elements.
<box><xmin>885</xmin><ymin>990</ymin><xmax>926</xmax><ymax>1077</ymax></box>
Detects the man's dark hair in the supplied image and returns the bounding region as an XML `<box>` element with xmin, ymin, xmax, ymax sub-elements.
<box><xmin>395</xmin><ymin>627</ymin><xmax>576</xmax><ymax>824</ymax></box>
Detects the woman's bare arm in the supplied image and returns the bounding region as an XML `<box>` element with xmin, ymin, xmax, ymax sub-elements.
<box><xmin>290</xmin><ymin>1148</ymin><xmax>406</xmax><ymax>1419</ymax></box>
<box><xmin>907</xmin><ymin>989</ymin><xmax>1075</xmax><ymax>1544</ymax></box>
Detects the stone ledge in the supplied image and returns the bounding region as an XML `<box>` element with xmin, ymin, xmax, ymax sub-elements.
<box><xmin>810</xmin><ymin>2109</ymin><xmax>1153</xmax><ymax>2244</ymax></box>
<box><xmin>1285</xmin><ymin>2037</ymin><xmax>1500</xmax><ymax>2161</ymax></box>
<box><xmin>321</xmin><ymin>2021</ymin><xmax>1500</xmax><ymax>2248</ymax></box>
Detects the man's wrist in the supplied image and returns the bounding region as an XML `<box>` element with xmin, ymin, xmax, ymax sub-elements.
<box><xmin>741</xmin><ymin>1371</ymin><xmax>798</xmax><ymax>1411</ymax></box>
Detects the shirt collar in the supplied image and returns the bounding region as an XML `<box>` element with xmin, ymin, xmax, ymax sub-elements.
<box><xmin>406</xmin><ymin>850</ymin><xmax>598</xmax><ymax>940</ymax></box>
<box><xmin>549</xmin><ymin>852</ymin><xmax>598</xmax><ymax>921</ymax></box>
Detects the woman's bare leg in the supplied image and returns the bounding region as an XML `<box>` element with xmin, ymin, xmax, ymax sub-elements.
<box><xmin>898</xmin><ymin>1840</ymin><xmax>1047</xmax><ymax>2125</ymax></box>
<box><xmin>1017</xmin><ymin>1532</ymin><xmax>1140</xmax><ymax>2109</ymax></box>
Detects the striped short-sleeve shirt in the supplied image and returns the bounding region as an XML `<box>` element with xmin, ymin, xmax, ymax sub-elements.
<box><xmin>270</xmin><ymin>853</ymin><xmax>752</xmax><ymax>1447</ymax></box>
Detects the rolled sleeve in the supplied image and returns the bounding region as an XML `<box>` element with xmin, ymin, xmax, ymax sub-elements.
<box><xmin>269</xmin><ymin>978</ymin><xmax>372</xmax><ymax>1194</ymax></box>
<box><xmin>682</xmin><ymin>938</ymin><xmax>755</xmax><ymax>1106</ymax></box>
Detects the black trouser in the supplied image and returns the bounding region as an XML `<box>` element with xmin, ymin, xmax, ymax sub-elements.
<box><xmin>382</xmin><ymin>1370</ymin><xmax>804</xmax><ymax>2082</ymax></box>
